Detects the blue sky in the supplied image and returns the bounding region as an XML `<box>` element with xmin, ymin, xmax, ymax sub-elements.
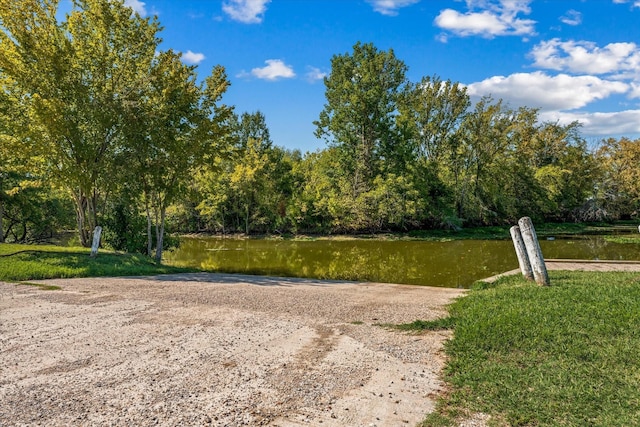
<box><xmin>106</xmin><ymin>1</ymin><xmax>640</xmax><ymax>151</ymax></box>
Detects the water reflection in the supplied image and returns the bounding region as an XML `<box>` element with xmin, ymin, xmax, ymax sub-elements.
<box><xmin>164</xmin><ymin>236</ymin><xmax>640</xmax><ymax>288</ymax></box>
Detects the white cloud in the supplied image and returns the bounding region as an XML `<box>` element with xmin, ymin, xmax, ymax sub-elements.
<box><xmin>559</xmin><ymin>9</ymin><xmax>582</xmax><ymax>26</ymax></box>
<box><xmin>466</xmin><ymin>71</ymin><xmax>628</xmax><ymax>110</ymax></box>
<box><xmin>434</xmin><ymin>0</ymin><xmax>536</xmax><ymax>38</ymax></box>
<box><xmin>124</xmin><ymin>0</ymin><xmax>147</xmax><ymax>16</ymax></box>
<box><xmin>222</xmin><ymin>0</ymin><xmax>271</xmax><ymax>24</ymax></box>
<box><xmin>250</xmin><ymin>59</ymin><xmax>295</xmax><ymax>81</ymax></box>
<box><xmin>305</xmin><ymin>66</ymin><xmax>327</xmax><ymax>83</ymax></box>
<box><xmin>612</xmin><ymin>0</ymin><xmax>640</xmax><ymax>8</ymax></box>
<box><xmin>629</xmin><ymin>82</ymin><xmax>640</xmax><ymax>99</ymax></box>
<box><xmin>540</xmin><ymin>109</ymin><xmax>640</xmax><ymax>137</ymax></box>
<box><xmin>182</xmin><ymin>50</ymin><xmax>205</xmax><ymax>65</ymax></box>
<box><xmin>367</xmin><ymin>0</ymin><xmax>420</xmax><ymax>16</ymax></box>
<box><xmin>531</xmin><ymin>39</ymin><xmax>640</xmax><ymax>75</ymax></box>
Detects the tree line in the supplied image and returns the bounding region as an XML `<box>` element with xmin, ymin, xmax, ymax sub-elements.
<box><xmin>1</xmin><ymin>1</ymin><xmax>639</xmax><ymax>256</ymax></box>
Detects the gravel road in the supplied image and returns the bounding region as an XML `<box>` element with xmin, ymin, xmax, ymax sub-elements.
<box><xmin>0</xmin><ymin>273</ymin><xmax>465</xmax><ymax>427</ymax></box>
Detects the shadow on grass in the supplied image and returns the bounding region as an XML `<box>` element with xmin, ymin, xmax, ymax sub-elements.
<box><xmin>0</xmin><ymin>249</ymin><xmax>192</xmax><ymax>282</ymax></box>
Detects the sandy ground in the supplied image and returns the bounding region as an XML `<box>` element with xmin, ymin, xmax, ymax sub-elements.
<box><xmin>0</xmin><ymin>273</ymin><xmax>465</xmax><ymax>427</ymax></box>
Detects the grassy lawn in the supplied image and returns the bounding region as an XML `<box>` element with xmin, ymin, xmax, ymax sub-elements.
<box><xmin>0</xmin><ymin>243</ymin><xmax>194</xmax><ymax>283</ymax></box>
<box><xmin>409</xmin><ymin>271</ymin><xmax>640</xmax><ymax>427</ymax></box>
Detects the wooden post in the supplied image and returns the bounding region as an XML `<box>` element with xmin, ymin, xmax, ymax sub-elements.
<box><xmin>518</xmin><ymin>217</ymin><xmax>549</xmax><ymax>286</ymax></box>
<box><xmin>90</xmin><ymin>226</ymin><xmax>102</xmax><ymax>257</ymax></box>
<box><xmin>510</xmin><ymin>225</ymin><xmax>534</xmax><ymax>281</ymax></box>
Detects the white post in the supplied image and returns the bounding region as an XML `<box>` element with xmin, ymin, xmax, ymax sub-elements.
<box><xmin>510</xmin><ymin>225</ymin><xmax>534</xmax><ymax>281</ymax></box>
<box><xmin>90</xmin><ymin>226</ymin><xmax>102</xmax><ymax>257</ymax></box>
<box><xmin>518</xmin><ymin>217</ymin><xmax>549</xmax><ymax>286</ymax></box>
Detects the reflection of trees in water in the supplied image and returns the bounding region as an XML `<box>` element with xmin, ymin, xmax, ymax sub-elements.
<box><xmin>166</xmin><ymin>235</ymin><xmax>640</xmax><ymax>284</ymax></box>
<box><xmin>540</xmin><ymin>236</ymin><xmax>640</xmax><ymax>261</ymax></box>
<box><xmin>166</xmin><ymin>238</ymin><xmax>522</xmax><ymax>287</ymax></box>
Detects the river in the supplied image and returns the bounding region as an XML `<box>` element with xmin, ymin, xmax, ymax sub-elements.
<box><xmin>164</xmin><ymin>235</ymin><xmax>640</xmax><ymax>288</ymax></box>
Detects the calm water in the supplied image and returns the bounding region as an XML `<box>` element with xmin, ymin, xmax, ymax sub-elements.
<box><xmin>164</xmin><ymin>236</ymin><xmax>640</xmax><ymax>288</ymax></box>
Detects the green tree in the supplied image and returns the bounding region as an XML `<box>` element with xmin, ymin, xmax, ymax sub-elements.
<box><xmin>530</xmin><ymin>122</ymin><xmax>595</xmax><ymax>220</ymax></box>
<box><xmin>1</xmin><ymin>72</ymin><xmax>72</xmax><ymax>243</ymax></box>
<box><xmin>398</xmin><ymin>75</ymin><xmax>469</xmax><ymax>164</ymax></box>
<box><xmin>314</xmin><ymin>42</ymin><xmax>408</xmax><ymax>197</ymax></box>
<box><xmin>195</xmin><ymin>111</ymin><xmax>296</xmax><ymax>235</ymax></box>
<box><xmin>596</xmin><ymin>137</ymin><xmax>640</xmax><ymax>219</ymax></box>
<box><xmin>236</xmin><ymin>110</ymin><xmax>272</xmax><ymax>150</ymax></box>
<box><xmin>395</xmin><ymin>75</ymin><xmax>470</xmax><ymax>228</ymax></box>
<box><xmin>451</xmin><ymin>97</ymin><xmax>515</xmax><ymax>224</ymax></box>
<box><xmin>124</xmin><ymin>52</ymin><xmax>232</xmax><ymax>260</ymax></box>
<box><xmin>0</xmin><ymin>0</ymin><xmax>160</xmax><ymax>246</ymax></box>
<box><xmin>289</xmin><ymin>147</ymin><xmax>352</xmax><ymax>232</ymax></box>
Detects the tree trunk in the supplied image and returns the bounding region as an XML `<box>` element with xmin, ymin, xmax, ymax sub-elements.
<box><xmin>154</xmin><ymin>206</ymin><xmax>166</xmax><ymax>263</ymax></box>
<box><xmin>74</xmin><ymin>191</ymin><xmax>90</xmax><ymax>247</ymax></box>
<box><xmin>0</xmin><ymin>197</ymin><xmax>4</xmax><ymax>243</ymax></box>
<box><xmin>245</xmin><ymin>203</ymin><xmax>250</xmax><ymax>235</ymax></box>
<box><xmin>145</xmin><ymin>197</ymin><xmax>153</xmax><ymax>257</ymax></box>
<box><xmin>88</xmin><ymin>191</ymin><xmax>99</xmax><ymax>234</ymax></box>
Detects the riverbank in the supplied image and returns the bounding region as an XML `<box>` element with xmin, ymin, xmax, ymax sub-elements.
<box><xmin>178</xmin><ymin>221</ymin><xmax>640</xmax><ymax>242</ymax></box>
<box><xmin>0</xmin><ymin>274</ymin><xmax>464</xmax><ymax>426</ymax></box>
<box><xmin>422</xmin><ymin>270</ymin><xmax>640</xmax><ymax>426</ymax></box>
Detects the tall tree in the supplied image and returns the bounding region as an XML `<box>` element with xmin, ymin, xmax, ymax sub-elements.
<box><xmin>453</xmin><ymin>97</ymin><xmax>517</xmax><ymax>224</ymax></box>
<box><xmin>398</xmin><ymin>75</ymin><xmax>469</xmax><ymax>164</ymax></box>
<box><xmin>235</xmin><ymin>111</ymin><xmax>272</xmax><ymax>150</ymax></box>
<box><xmin>123</xmin><ymin>52</ymin><xmax>232</xmax><ymax>261</ymax></box>
<box><xmin>596</xmin><ymin>137</ymin><xmax>640</xmax><ymax>219</ymax></box>
<box><xmin>314</xmin><ymin>42</ymin><xmax>408</xmax><ymax>197</ymax></box>
<box><xmin>195</xmin><ymin>111</ymin><xmax>297</xmax><ymax>235</ymax></box>
<box><xmin>0</xmin><ymin>0</ymin><xmax>160</xmax><ymax>246</ymax></box>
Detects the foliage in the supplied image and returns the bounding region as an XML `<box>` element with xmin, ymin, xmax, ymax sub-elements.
<box><xmin>2</xmin><ymin>23</ymin><xmax>639</xmax><ymax>240</ymax></box>
<box><xmin>0</xmin><ymin>0</ymin><xmax>231</xmax><ymax>256</ymax></box>
<box><xmin>314</xmin><ymin>42</ymin><xmax>408</xmax><ymax>196</ymax></box>
<box><xmin>1</xmin><ymin>179</ymin><xmax>73</xmax><ymax>243</ymax></box>
<box><xmin>422</xmin><ymin>271</ymin><xmax>640</xmax><ymax>426</ymax></box>
<box><xmin>0</xmin><ymin>0</ymin><xmax>163</xmax><ymax>246</ymax></box>
<box><xmin>101</xmin><ymin>198</ymin><xmax>147</xmax><ymax>253</ymax></box>
<box><xmin>595</xmin><ymin>137</ymin><xmax>640</xmax><ymax>219</ymax></box>
<box><xmin>122</xmin><ymin>50</ymin><xmax>232</xmax><ymax>260</ymax></box>
<box><xmin>194</xmin><ymin>111</ymin><xmax>295</xmax><ymax>234</ymax></box>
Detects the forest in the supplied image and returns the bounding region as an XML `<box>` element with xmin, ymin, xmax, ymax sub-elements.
<box><xmin>1</xmin><ymin>0</ymin><xmax>640</xmax><ymax>259</ymax></box>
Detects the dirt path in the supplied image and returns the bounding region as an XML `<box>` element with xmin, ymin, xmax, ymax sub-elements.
<box><xmin>482</xmin><ymin>259</ymin><xmax>640</xmax><ymax>283</ymax></box>
<box><xmin>0</xmin><ymin>274</ymin><xmax>465</xmax><ymax>427</ymax></box>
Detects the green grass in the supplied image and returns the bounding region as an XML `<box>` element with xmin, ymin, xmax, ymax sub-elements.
<box><xmin>604</xmin><ymin>234</ymin><xmax>640</xmax><ymax>244</ymax></box>
<box><xmin>382</xmin><ymin>317</ymin><xmax>456</xmax><ymax>332</ymax></box>
<box><xmin>17</xmin><ymin>282</ymin><xmax>62</xmax><ymax>291</ymax></box>
<box><xmin>0</xmin><ymin>243</ymin><xmax>195</xmax><ymax>282</ymax></box>
<box><xmin>421</xmin><ymin>271</ymin><xmax>640</xmax><ymax>427</ymax></box>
